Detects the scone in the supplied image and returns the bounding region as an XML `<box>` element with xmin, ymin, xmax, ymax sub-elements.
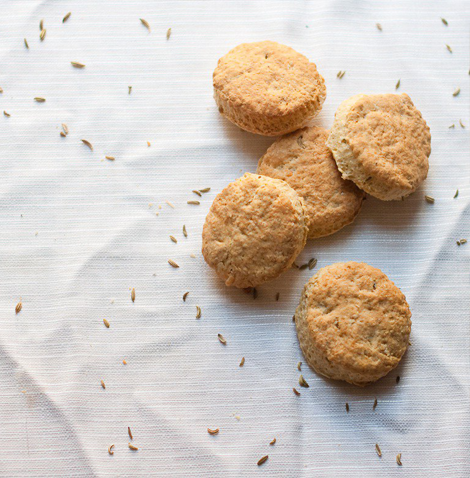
<box><xmin>257</xmin><ymin>126</ymin><xmax>365</xmax><ymax>238</ymax></box>
<box><xmin>295</xmin><ymin>262</ymin><xmax>411</xmax><ymax>386</ymax></box>
<box><xmin>326</xmin><ymin>93</ymin><xmax>431</xmax><ymax>200</ymax></box>
<box><xmin>213</xmin><ymin>41</ymin><xmax>326</xmax><ymax>136</ymax></box>
<box><xmin>202</xmin><ymin>173</ymin><xmax>309</xmax><ymax>288</ymax></box>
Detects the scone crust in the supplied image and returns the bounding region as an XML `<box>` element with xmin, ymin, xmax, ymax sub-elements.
<box><xmin>213</xmin><ymin>41</ymin><xmax>326</xmax><ymax>136</ymax></box>
<box><xmin>257</xmin><ymin>126</ymin><xmax>365</xmax><ymax>238</ymax></box>
<box><xmin>295</xmin><ymin>262</ymin><xmax>411</xmax><ymax>386</ymax></box>
<box><xmin>202</xmin><ymin>173</ymin><xmax>309</xmax><ymax>288</ymax></box>
<box><xmin>326</xmin><ymin>94</ymin><xmax>431</xmax><ymax>200</ymax></box>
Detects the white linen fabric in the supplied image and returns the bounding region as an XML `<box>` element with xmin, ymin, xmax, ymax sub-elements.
<box><xmin>0</xmin><ymin>0</ymin><xmax>469</xmax><ymax>476</ymax></box>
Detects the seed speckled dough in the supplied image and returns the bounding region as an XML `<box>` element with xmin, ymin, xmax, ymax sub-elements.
<box><xmin>327</xmin><ymin>93</ymin><xmax>431</xmax><ymax>201</ymax></box>
<box><xmin>257</xmin><ymin>126</ymin><xmax>364</xmax><ymax>238</ymax></box>
<box><xmin>295</xmin><ymin>262</ymin><xmax>411</xmax><ymax>386</ymax></box>
<box><xmin>202</xmin><ymin>173</ymin><xmax>309</xmax><ymax>288</ymax></box>
<box><xmin>213</xmin><ymin>41</ymin><xmax>326</xmax><ymax>136</ymax></box>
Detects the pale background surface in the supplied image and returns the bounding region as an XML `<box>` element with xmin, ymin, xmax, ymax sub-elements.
<box><xmin>0</xmin><ymin>0</ymin><xmax>469</xmax><ymax>476</ymax></box>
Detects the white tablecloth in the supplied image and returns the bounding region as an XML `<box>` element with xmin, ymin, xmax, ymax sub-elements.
<box><xmin>0</xmin><ymin>1</ymin><xmax>469</xmax><ymax>476</ymax></box>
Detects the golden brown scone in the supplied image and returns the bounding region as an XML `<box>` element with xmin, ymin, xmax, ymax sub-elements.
<box><xmin>257</xmin><ymin>126</ymin><xmax>365</xmax><ymax>238</ymax></box>
<box><xmin>213</xmin><ymin>41</ymin><xmax>326</xmax><ymax>136</ymax></box>
<box><xmin>295</xmin><ymin>262</ymin><xmax>411</xmax><ymax>386</ymax></box>
<box><xmin>326</xmin><ymin>93</ymin><xmax>431</xmax><ymax>200</ymax></box>
<box><xmin>202</xmin><ymin>173</ymin><xmax>309</xmax><ymax>288</ymax></box>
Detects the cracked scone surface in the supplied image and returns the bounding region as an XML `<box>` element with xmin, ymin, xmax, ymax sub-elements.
<box><xmin>202</xmin><ymin>173</ymin><xmax>309</xmax><ymax>288</ymax></box>
<box><xmin>213</xmin><ymin>41</ymin><xmax>326</xmax><ymax>136</ymax></box>
<box><xmin>326</xmin><ymin>93</ymin><xmax>431</xmax><ymax>200</ymax></box>
<box><xmin>257</xmin><ymin>126</ymin><xmax>365</xmax><ymax>238</ymax></box>
<box><xmin>295</xmin><ymin>262</ymin><xmax>411</xmax><ymax>386</ymax></box>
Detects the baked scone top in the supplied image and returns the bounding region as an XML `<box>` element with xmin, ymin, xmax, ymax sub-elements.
<box><xmin>213</xmin><ymin>41</ymin><xmax>326</xmax><ymax>119</ymax></box>
<box><xmin>327</xmin><ymin>93</ymin><xmax>431</xmax><ymax>200</ymax></box>
<box><xmin>295</xmin><ymin>262</ymin><xmax>411</xmax><ymax>385</ymax></box>
<box><xmin>202</xmin><ymin>173</ymin><xmax>309</xmax><ymax>288</ymax></box>
<box><xmin>257</xmin><ymin>126</ymin><xmax>364</xmax><ymax>238</ymax></box>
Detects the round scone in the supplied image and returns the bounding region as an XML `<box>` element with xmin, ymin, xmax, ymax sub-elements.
<box><xmin>326</xmin><ymin>93</ymin><xmax>431</xmax><ymax>200</ymax></box>
<box><xmin>213</xmin><ymin>41</ymin><xmax>326</xmax><ymax>136</ymax></box>
<box><xmin>202</xmin><ymin>173</ymin><xmax>309</xmax><ymax>288</ymax></box>
<box><xmin>295</xmin><ymin>262</ymin><xmax>411</xmax><ymax>386</ymax></box>
<box><xmin>257</xmin><ymin>126</ymin><xmax>365</xmax><ymax>238</ymax></box>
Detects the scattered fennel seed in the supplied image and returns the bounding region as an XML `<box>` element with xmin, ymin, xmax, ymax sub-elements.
<box><xmin>24</xmin><ymin>38</ymin><xmax>29</xmax><ymax>49</ymax></box>
<box><xmin>147</xmin><ymin>141</ymin><xmax>151</xmax><ymax>147</ymax></box>
<box><xmin>101</xmin><ymin>380</ymin><xmax>106</xmax><ymax>389</ymax></box>
<box><xmin>207</xmin><ymin>428</ymin><xmax>219</xmax><ymax>435</ymax></box>
<box><xmin>257</xmin><ymin>455</ymin><xmax>269</xmax><ymax>466</ymax></box>
<box><xmin>105</xmin><ymin>156</ymin><xmax>115</xmax><ymax>161</ymax></box>
<box><xmin>373</xmin><ymin>398</ymin><xmax>378</xmax><ymax>410</ymax></box>
<box><xmin>166</xmin><ymin>28</ymin><xmax>172</xmax><ymax>40</ymax></box>
<box><xmin>459</xmin><ymin>119</ymin><xmax>465</xmax><ymax>128</ymax></box>
<box><xmin>218</xmin><ymin>333</ymin><xmax>227</xmax><ymax>345</ymax></box>
<box><xmin>375</xmin><ymin>443</ymin><xmax>382</xmax><ymax>457</ymax></box>
<box><xmin>103</xmin><ymin>318</ymin><xmax>110</xmax><ymax>328</ymax></box>
<box><xmin>297</xmin><ymin>362</ymin><xmax>302</xmax><ymax>371</ymax></box>
<box><xmin>376</xmin><ymin>23</ymin><xmax>382</xmax><ymax>31</ymax></box>
<box><xmin>40</xmin><ymin>29</ymin><xmax>46</xmax><ymax>41</ymax></box>
<box><xmin>128</xmin><ymin>86</ymin><xmax>132</xmax><ymax>94</ymax></box>
<box><xmin>454</xmin><ymin>190</ymin><xmax>459</xmax><ymax>198</ymax></box>
<box><xmin>128</xmin><ymin>443</ymin><xmax>138</xmax><ymax>451</ymax></box>
<box><xmin>453</xmin><ymin>88</ymin><xmax>460</xmax><ymax>97</ymax></box>
<box><xmin>345</xmin><ymin>403</ymin><xmax>349</xmax><ymax>412</ymax></box>
<box><xmin>308</xmin><ymin>258</ymin><xmax>317</xmax><ymax>270</ymax></box>
<box><xmin>441</xmin><ymin>18</ymin><xmax>448</xmax><ymax>26</ymax></box>
<box><xmin>396</xmin><ymin>453</ymin><xmax>402</xmax><ymax>465</ymax></box>
<box><xmin>71</xmin><ymin>61</ymin><xmax>85</xmax><ymax>68</ymax></box>
<box><xmin>239</xmin><ymin>357</ymin><xmax>245</xmax><ymax>367</ymax></box>
<box><xmin>39</xmin><ymin>19</ymin><xmax>44</xmax><ymax>30</ymax></box>
<box><xmin>183</xmin><ymin>292</ymin><xmax>189</xmax><ymax>301</ymax></box>
<box><xmin>34</xmin><ymin>97</ymin><xmax>46</xmax><ymax>102</ymax></box>
<box><xmin>425</xmin><ymin>195</ymin><xmax>435</xmax><ymax>204</ymax></box>
<box><xmin>62</xmin><ymin>123</ymin><xmax>69</xmax><ymax>135</ymax></box>
<box><xmin>199</xmin><ymin>187</ymin><xmax>211</xmax><ymax>193</ymax></box>
<box><xmin>60</xmin><ymin>132</ymin><xmax>66</xmax><ymax>137</ymax></box>
<box><xmin>299</xmin><ymin>375</ymin><xmax>309</xmax><ymax>388</ymax></box>
<box><xmin>449</xmin><ymin>124</ymin><xmax>455</xmax><ymax>128</ymax></box>
<box><xmin>166</xmin><ymin>201</ymin><xmax>175</xmax><ymax>209</ymax></box>
<box><xmin>170</xmin><ymin>235</ymin><xmax>177</xmax><ymax>243</ymax></box>
<box><xmin>168</xmin><ymin>259</ymin><xmax>179</xmax><ymax>268</ymax></box>
<box><xmin>15</xmin><ymin>301</ymin><xmax>22</xmax><ymax>314</ymax></box>
<box><xmin>396</xmin><ymin>79</ymin><xmax>400</xmax><ymax>89</ymax></box>
<box><xmin>187</xmin><ymin>200</ymin><xmax>200</xmax><ymax>205</ymax></box>
<box><xmin>275</xmin><ymin>292</ymin><xmax>280</xmax><ymax>301</ymax></box>
<box><xmin>108</xmin><ymin>444</ymin><xmax>114</xmax><ymax>455</ymax></box>
<box><xmin>63</xmin><ymin>12</ymin><xmax>71</xmax><ymax>23</ymax></box>
<box><xmin>183</xmin><ymin>225</ymin><xmax>187</xmax><ymax>237</ymax></box>
<box><xmin>270</xmin><ymin>438</ymin><xmax>276</xmax><ymax>445</ymax></box>
<box><xmin>81</xmin><ymin>139</ymin><xmax>93</xmax><ymax>150</ymax></box>
<box><xmin>293</xmin><ymin>387</ymin><xmax>300</xmax><ymax>396</ymax></box>
<box><xmin>192</xmin><ymin>190</ymin><xmax>202</xmax><ymax>197</ymax></box>
<box><xmin>196</xmin><ymin>306</ymin><xmax>201</xmax><ymax>319</ymax></box>
<box><xmin>446</xmin><ymin>44</ymin><xmax>452</xmax><ymax>53</ymax></box>
<box><xmin>131</xmin><ymin>288</ymin><xmax>135</xmax><ymax>302</ymax></box>
<box><xmin>128</xmin><ymin>427</ymin><xmax>133</xmax><ymax>440</ymax></box>
<box><xmin>457</xmin><ymin>239</ymin><xmax>467</xmax><ymax>245</ymax></box>
<box><xmin>140</xmin><ymin>18</ymin><xmax>150</xmax><ymax>32</ymax></box>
